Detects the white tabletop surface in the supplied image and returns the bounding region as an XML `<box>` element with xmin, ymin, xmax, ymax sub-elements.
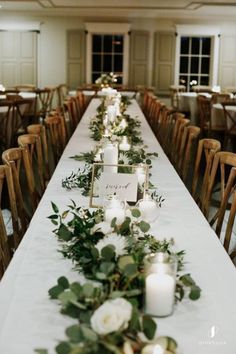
<box><xmin>0</xmin><ymin>99</ymin><xmax>236</xmax><ymax>354</ymax></box>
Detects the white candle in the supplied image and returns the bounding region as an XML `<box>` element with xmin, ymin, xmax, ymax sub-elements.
<box><xmin>145</xmin><ymin>273</ymin><xmax>175</xmax><ymax>317</ymax></box>
<box><xmin>119</xmin><ymin>136</ymin><xmax>131</xmax><ymax>151</ymax></box>
<box><xmin>138</xmin><ymin>198</ymin><xmax>158</xmax><ymax>223</ymax></box>
<box><xmin>119</xmin><ymin>118</ymin><xmax>128</xmax><ymax>130</ymax></box>
<box><xmin>136</xmin><ymin>166</ymin><xmax>146</xmax><ymax>186</ymax></box>
<box><xmin>114</xmin><ymin>102</ymin><xmax>121</xmax><ymax>116</ymax></box>
<box><xmin>103</xmin><ymin>114</ymin><xmax>109</xmax><ymax>127</ymax></box>
<box><xmin>103</xmin><ymin>143</ymin><xmax>118</xmax><ymax>173</ymax></box>
<box><xmin>107</xmin><ymin>105</ymin><xmax>116</xmax><ymax>123</ymax></box>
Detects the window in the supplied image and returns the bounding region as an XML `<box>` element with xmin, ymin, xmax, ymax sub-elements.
<box><xmin>179</xmin><ymin>36</ymin><xmax>211</xmax><ymax>90</ymax></box>
<box><xmin>92</xmin><ymin>34</ymin><xmax>124</xmax><ymax>84</ymax></box>
<box><xmin>85</xmin><ymin>23</ymin><xmax>130</xmax><ymax>85</ymax></box>
<box><xmin>175</xmin><ymin>25</ymin><xmax>220</xmax><ymax>91</ymax></box>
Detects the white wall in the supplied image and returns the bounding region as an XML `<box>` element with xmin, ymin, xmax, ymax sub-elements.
<box><xmin>1</xmin><ymin>13</ymin><xmax>236</xmax><ymax>88</ymax></box>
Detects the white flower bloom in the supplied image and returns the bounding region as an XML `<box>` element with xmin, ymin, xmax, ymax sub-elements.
<box><xmin>123</xmin><ymin>341</ymin><xmax>134</xmax><ymax>354</ymax></box>
<box><xmin>90</xmin><ymin>298</ymin><xmax>132</xmax><ymax>335</ymax></box>
<box><xmin>78</xmin><ymin>208</ymin><xmax>89</xmax><ymax>220</ymax></box>
<box><xmin>91</xmin><ymin>221</ymin><xmax>113</xmax><ymax>235</ymax></box>
<box><xmin>95</xmin><ymin>233</ymin><xmax>128</xmax><ymax>257</ymax></box>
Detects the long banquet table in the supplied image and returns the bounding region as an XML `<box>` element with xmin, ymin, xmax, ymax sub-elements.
<box><xmin>0</xmin><ymin>98</ymin><xmax>236</xmax><ymax>354</ymax></box>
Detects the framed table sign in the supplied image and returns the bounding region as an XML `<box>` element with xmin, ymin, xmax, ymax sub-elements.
<box><xmin>89</xmin><ymin>163</ymin><xmax>149</xmax><ymax>208</ymax></box>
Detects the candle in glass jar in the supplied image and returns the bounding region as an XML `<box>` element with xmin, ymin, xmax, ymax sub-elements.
<box><xmin>135</xmin><ymin>166</ymin><xmax>146</xmax><ymax>186</ymax></box>
<box><xmin>119</xmin><ymin>118</ymin><xmax>128</xmax><ymax>130</ymax></box>
<box><xmin>138</xmin><ymin>195</ymin><xmax>158</xmax><ymax>223</ymax></box>
<box><xmin>145</xmin><ymin>272</ymin><xmax>175</xmax><ymax>317</ymax></box>
<box><xmin>103</xmin><ymin>143</ymin><xmax>118</xmax><ymax>173</ymax></box>
<box><xmin>104</xmin><ymin>196</ymin><xmax>125</xmax><ymax>225</ymax></box>
<box><xmin>119</xmin><ymin>136</ymin><xmax>131</xmax><ymax>151</ymax></box>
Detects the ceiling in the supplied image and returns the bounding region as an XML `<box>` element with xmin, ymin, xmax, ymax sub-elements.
<box><xmin>1</xmin><ymin>0</ymin><xmax>236</xmax><ymax>19</ymax></box>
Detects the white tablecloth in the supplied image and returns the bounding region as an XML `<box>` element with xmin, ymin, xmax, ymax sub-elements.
<box><xmin>0</xmin><ymin>99</ymin><xmax>236</xmax><ymax>354</ymax></box>
<box><xmin>212</xmin><ymin>103</ymin><xmax>236</xmax><ymax>129</ymax></box>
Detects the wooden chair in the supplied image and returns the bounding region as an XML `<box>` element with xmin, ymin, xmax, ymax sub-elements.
<box><xmin>221</xmin><ymin>101</ymin><xmax>236</xmax><ymax>148</ymax></box>
<box><xmin>191</xmin><ymin>139</ymin><xmax>221</xmax><ymax>212</ymax></box>
<box><xmin>192</xmin><ymin>85</ymin><xmax>213</xmax><ymax>93</ymax></box>
<box><xmin>36</xmin><ymin>87</ymin><xmax>56</xmax><ymax>119</ymax></box>
<box><xmin>211</xmin><ymin>93</ymin><xmax>231</xmax><ymax>104</ymax></box>
<box><xmin>204</xmin><ymin>151</ymin><xmax>236</xmax><ymax>221</ymax></box>
<box><xmin>2</xmin><ymin>147</ymin><xmax>38</xmax><ymax>225</ymax></box>
<box><xmin>178</xmin><ymin>125</ymin><xmax>201</xmax><ymax>183</ymax></box>
<box><xmin>164</xmin><ymin>112</ymin><xmax>185</xmax><ymax>158</ymax></box>
<box><xmin>149</xmin><ymin>100</ymin><xmax>165</xmax><ymax>134</ymax></box>
<box><xmin>76</xmin><ymin>90</ymin><xmax>87</xmax><ymax>116</ymax></box>
<box><xmin>170</xmin><ymin>117</ymin><xmax>190</xmax><ymax>165</ymax></box>
<box><xmin>45</xmin><ymin>114</ymin><xmax>67</xmax><ymax>164</ymax></box>
<box><xmin>14</xmin><ymin>84</ymin><xmax>36</xmax><ymax>92</ymax></box>
<box><xmin>169</xmin><ymin>85</ymin><xmax>186</xmax><ymax>110</ymax></box>
<box><xmin>0</xmin><ymin>165</ymin><xmax>15</xmax><ymax>276</ymax></box>
<box><xmin>27</xmin><ymin>124</ymin><xmax>51</xmax><ymax>181</ymax></box>
<box><xmin>0</xmin><ymin>101</ymin><xmax>15</xmax><ymax>150</ymax></box>
<box><xmin>63</xmin><ymin>98</ymin><xmax>79</xmax><ymax>134</ymax></box>
<box><xmin>220</xmin><ymin>188</ymin><xmax>236</xmax><ymax>260</ymax></box>
<box><xmin>18</xmin><ymin>134</ymin><xmax>45</xmax><ymax>197</ymax></box>
<box><xmin>156</xmin><ymin>106</ymin><xmax>174</xmax><ymax>146</ymax></box>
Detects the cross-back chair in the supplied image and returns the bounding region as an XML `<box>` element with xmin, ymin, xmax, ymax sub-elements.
<box><xmin>178</xmin><ymin>125</ymin><xmax>201</xmax><ymax>183</ymax></box>
<box><xmin>191</xmin><ymin>139</ymin><xmax>221</xmax><ymax>212</ymax></box>
<box><xmin>2</xmin><ymin>147</ymin><xmax>38</xmax><ymax>225</ymax></box>
<box><xmin>57</xmin><ymin>84</ymin><xmax>69</xmax><ymax>107</ymax></box>
<box><xmin>169</xmin><ymin>117</ymin><xmax>190</xmax><ymax>165</ymax></box>
<box><xmin>45</xmin><ymin>113</ymin><xmax>67</xmax><ymax>164</ymax></box>
<box><xmin>27</xmin><ymin>124</ymin><xmax>51</xmax><ymax>181</ymax></box>
<box><xmin>36</xmin><ymin>87</ymin><xmax>56</xmax><ymax>120</ymax></box>
<box><xmin>18</xmin><ymin>134</ymin><xmax>45</xmax><ymax>197</ymax></box>
<box><xmin>221</xmin><ymin>188</ymin><xmax>236</xmax><ymax>260</ymax></box>
<box><xmin>204</xmin><ymin>151</ymin><xmax>236</xmax><ymax>223</ymax></box>
<box><xmin>0</xmin><ymin>101</ymin><xmax>15</xmax><ymax>151</ymax></box>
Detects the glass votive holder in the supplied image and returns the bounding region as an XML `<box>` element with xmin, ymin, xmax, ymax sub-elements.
<box><xmin>119</xmin><ymin>136</ymin><xmax>131</xmax><ymax>151</ymax></box>
<box><xmin>135</xmin><ymin>163</ymin><xmax>147</xmax><ymax>187</ymax></box>
<box><xmin>104</xmin><ymin>194</ymin><xmax>126</xmax><ymax>225</ymax></box>
<box><xmin>144</xmin><ymin>252</ymin><xmax>177</xmax><ymax>317</ymax></box>
<box><xmin>135</xmin><ymin>192</ymin><xmax>159</xmax><ymax>223</ymax></box>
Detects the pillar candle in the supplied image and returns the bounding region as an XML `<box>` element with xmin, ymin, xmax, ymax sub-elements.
<box><xmin>145</xmin><ymin>273</ymin><xmax>175</xmax><ymax>317</ymax></box>
<box><xmin>103</xmin><ymin>143</ymin><xmax>118</xmax><ymax>173</ymax></box>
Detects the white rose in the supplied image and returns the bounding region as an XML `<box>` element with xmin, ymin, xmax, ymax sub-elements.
<box><xmin>90</xmin><ymin>298</ymin><xmax>132</xmax><ymax>335</ymax></box>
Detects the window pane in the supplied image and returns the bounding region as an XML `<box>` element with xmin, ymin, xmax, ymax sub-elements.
<box><xmin>191</xmin><ymin>57</ymin><xmax>199</xmax><ymax>73</ymax></box>
<box><xmin>116</xmin><ymin>75</ymin><xmax>123</xmax><ymax>84</ymax></box>
<box><xmin>191</xmin><ymin>38</ymin><xmax>200</xmax><ymax>54</ymax></box>
<box><xmin>180</xmin><ymin>57</ymin><xmax>188</xmax><ymax>73</ymax></box>
<box><xmin>103</xmin><ymin>54</ymin><xmax>112</xmax><ymax>71</ymax></box>
<box><xmin>202</xmin><ymin>38</ymin><xmax>211</xmax><ymax>55</ymax></box>
<box><xmin>114</xmin><ymin>55</ymin><xmax>123</xmax><ymax>72</ymax></box>
<box><xmin>104</xmin><ymin>35</ymin><xmax>112</xmax><ymax>52</ymax></box>
<box><xmin>200</xmin><ymin>76</ymin><xmax>209</xmax><ymax>85</ymax></box>
<box><xmin>92</xmin><ymin>73</ymin><xmax>101</xmax><ymax>83</ymax></box>
<box><xmin>181</xmin><ymin>37</ymin><xmax>189</xmax><ymax>54</ymax></box>
<box><xmin>201</xmin><ymin>57</ymin><xmax>210</xmax><ymax>74</ymax></box>
<box><xmin>114</xmin><ymin>35</ymin><xmax>123</xmax><ymax>53</ymax></box>
<box><xmin>92</xmin><ymin>35</ymin><xmax>102</xmax><ymax>52</ymax></box>
<box><xmin>92</xmin><ymin>54</ymin><xmax>101</xmax><ymax>72</ymax></box>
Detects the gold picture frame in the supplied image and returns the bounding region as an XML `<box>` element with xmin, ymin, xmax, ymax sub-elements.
<box><xmin>89</xmin><ymin>163</ymin><xmax>149</xmax><ymax>208</ymax></box>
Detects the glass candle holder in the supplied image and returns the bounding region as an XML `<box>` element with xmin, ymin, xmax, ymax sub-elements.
<box><xmin>119</xmin><ymin>136</ymin><xmax>131</xmax><ymax>151</ymax></box>
<box><xmin>135</xmin><ymin>163</ymin><xmax>147</xmax><ymax>187</ymax></box>
<box><xmin>103</xmin><ymin>141</ymin><xmax>118</xmax><ymax>173</ymax></box>
<box><xmin>104</xmin><ymin>194</ymin><xmax>126</xmax><ymax>225</ymax></box>
<box><xmin>135</xmin><ymin>192</ymin><xmax>159</xmax><ymax>223</ymax></box>
<box><xmin>144</xmin><ymin>252</ymin><xmax>177</xmax><ymax>317</ymax></box>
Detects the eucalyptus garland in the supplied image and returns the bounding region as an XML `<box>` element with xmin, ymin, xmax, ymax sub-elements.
<box><xmin>35</xmin><ymin>201</ymin><xmax>201</xmax><ymax>354</ymax></box>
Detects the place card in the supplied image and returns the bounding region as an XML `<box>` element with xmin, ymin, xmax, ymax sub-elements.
<box><xmin>89</xmin><ymin>163</ymin><xmax>149</xmax><ymax>208</ymax></box>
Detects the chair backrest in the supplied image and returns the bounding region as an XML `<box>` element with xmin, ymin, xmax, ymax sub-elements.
<box><xmin>27</xmin><ymin>124</ymin><xmax>51</xmax><ymax>181</ymax></box>
<box><xmin>18</xmin><ymin>134</ymin><xmax>45</xmax><ymax>197</ymax></box>
<box><xmin>156</xmin><ymin>106</ymin><xmax>173</xmax><ymax>145</ymax></box>
<box><xmin>0</xmin><ymin>165</ymin><xmax>13</xmax><ymax>277</ymax></box>
<box><xmin>197</xmin><ymin>95</ymin><xmax>211</xmax><ymax>132</ymax></box>
<box><xmin>170</xmin><ymin>117</ymin><xmax>190</xmax><ymax>164</ymax></box>
<box><xmin>2</xmin><ymin>147</ymin><xmax>38</xmax><ymax>226</ymax></box>
<box><xmin>204</xmin><ymin>151</ymin><xmax>236</xmax><ymax>221</ymax></box>
<box><xmin>14</xmin><ymin>84</ymin><xmax>36</xmax><ymax>92</ymax></box>
<box><xmin>178</xmin><ymin>125</ymin><xmax>201</xmax><ymax>182</ymax></box>
<box><xmin>222</xmin><ymin>188</ymin><xmax>236</xmax><ymax>259</ymax></box>
<box><xmin>36</xmin><ymin>87</ymin><xmax>56</xmax><ymax>118</ymax></box>
<box><xmin>76</xmin><ymin>90</ymin><xmax>87</xmax><ymax>115</ymax></box>
<box><xmin>191</xmin><ymin>139</ymin><xmax>221</xmax><ymax>209</ymax></box>
<box><xmin>192</xmin><ymin>85</ymin><xmax>212</xmax><ymax>93</ymax></box>
<box><xmin>63</xmin><ymin>98</ymin><xmax>79</xmax><ymax>134</ymax></box>
<box><xmin>0</xmin><ymin>101</ymin><xmax>15</xmax><ymax>150</ymax></box>
<box><xmin>211</xmin><ymin>93</ymin><xmax>231</xmax><ymax>104</ymax></box>
<box><xmin>45</xmin><ymin>113</ymin><xmax>67</xmax><ymax>164</ymax></box>
<box><xmin>169</xmin><ymin>85</ymin><xmax>186</xmax><ymax>109</ymax></box>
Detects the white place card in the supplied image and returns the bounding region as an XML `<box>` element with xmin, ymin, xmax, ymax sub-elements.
<box><xmin>98</xmin><ymin>172</ymin><xmax>138</xmax><ymax>202</ymax></box>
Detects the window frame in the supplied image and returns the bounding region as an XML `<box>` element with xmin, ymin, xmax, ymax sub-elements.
<box><xmin>175</xmin><ymin>25</ymin><xmax>220</xmax><ymax>88</ymax></box>
<box><xmin>85</xmin><ymin>23</ymin><xmax>130</xmax><ymax>85</ymax></box>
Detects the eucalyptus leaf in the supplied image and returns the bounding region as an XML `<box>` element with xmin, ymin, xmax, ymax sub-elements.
<box><xmin>180</xmin><ymin>274</ymin><xmax>196</xmax><ymax>287</ymax></box>
<box><xmin>142</xmin><ymin>315</ymin><xmax>157</xmax><ymax>340</ymax></box>
<box><xmin>66</xmin><ymin>325</ymin><xmax>83</xmax><ymax>343</ymax></box>
<box><xmin>123</xmin><ymin>263</ymin><xmax>138</xmax><ymax>277</ymax></box>
<box><xmin>101</xmin><ymin>245</ymin><xmax>115</xmax><ymax>261</ymax></box>
<box><xmin>82</xmin><ymin>283</ymin><xmax>94</xmax><ymax>298</ymax></box>
<box><xmin>70</xmin><ymin>282</ymin><xmax>83</xmax><ymax>297</ymax></box>
<box><xmin>189</xmin><ymin>285</ymin><xmax>201</xmax><ymax>300</ymax></box>
<box><xmin>131</xmin><ymin>209</ymin><xmax>141</xmax><ymax>218</ymax></box>
<box><xmin>35</xmin><ymin>349</ymin><xmax>49</xmax><ymax>354</ymax></box>
<box><xmin>100</xmin><ymin>261</ymin><xmax>115</xmax><ymax>275</ymax></box>
<box><xmin>118</xmin><ymin>255</ymin><xmax>135</xmax><ymax>271</ymax></box>
<box><xmin>55</xmin><ymin>342</ymin><xmax>71</xmax><ymax>354</ymax></box>
<box><xmin>58</xmin><ymin>276</ymin><xmax>70</xmax><ymax>290</ymax></box>
<box><xmin>48</xmin><ymin>284</ymin><xmax>64</xmax><ymax>299</ymax></box>
<box><xmin>51</xmin><ymin>201</ymin><xmax>59</xmax><ymax>214</ymax></box>
<box><xmin>139</xmin><ymin>220</ymin><xmax>150</xmax><ymax>233</ymax></box>
<box><xmin>58</xmin><ymin>291</ymin><xmax>78</xmax><ymax>306</ymax></box>
<box><xmin>57</xmin><ymin>224</ymin><xmax>72</xmax><ymax>241</ymax></box>
<box><xmin>81</xmin><ymin>325</ymin><xmax>98</xmax><ymax>342</ymax></box>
